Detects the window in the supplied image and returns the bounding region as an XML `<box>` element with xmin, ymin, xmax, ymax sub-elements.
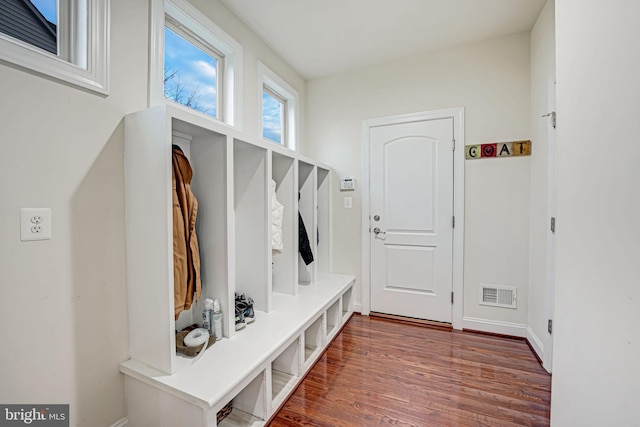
<box><xmin>151</xmin><ymin>0</ymin><xmax>243</xmax><ymax>127</ymax></box>
<box><xmin>262</xmin><ymin>86</ymin><xmax>286</xmax><ymax>144</ymax></box>
<box><xmin>0</xmin><ymin>0</ymin><xmax>109</xmax><ymax>94</ymax></box>
<box><xmin>164</xmin><ymin>21</ymin><xmax>221</xmax><ymax>119</ymax></box>
<box><xmin>259</xmin><ymin>62</ymin><xmax>298</xmax><ymax>150</ymax></box>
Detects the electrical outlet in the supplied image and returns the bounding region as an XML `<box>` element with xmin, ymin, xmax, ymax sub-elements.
<box><xmin>21</xmin><ymin>208</ymin><xmax>52</xmax><ymax>241</ymax></box>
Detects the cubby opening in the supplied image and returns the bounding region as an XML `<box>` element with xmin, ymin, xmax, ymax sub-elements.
<box><xmin>298</xmin><ymin>161</ymin><xmax>315</xmax><ymax>285</ymax></box>
<box><xmin>234</xmin><ymin>139</ymin><xmax>270</xmax><ymax>314</ymax></box>
<box><xmin>271</xmin><ymin>152</ymin><xmax>296</xmax><ymax>296</ymax></box>
<box><xmin>171</xmin><ymin>120</ymin><xmax>229</xmax><ymax>338</ymax></box>
<box><xmin>341</xmin><ymin>287</ymin><xmax>353</xmax><ymax>323</ymax></box>
<box><xmin>304</xmin><ymin>315</ymin><xmax>324</xmax><ymax>365</ymax></box>
<box><xmin>271</xmin><ymin>339</ymin><xmax>300</xmax><ymax>408</ymax></box>
<box><xmin>316</xmin><ymin>167</ymin><xmax>330</xmax><ymax>276</ymax></box>
<box><xmin>218</xmin><ymin>371</ymin><xmax>267</xmax><ymax>427</ymax></box>
<box><xmin>326</xmin><ymin>298</ymin><xmax>341</xmax><ymax>339</ymax></box>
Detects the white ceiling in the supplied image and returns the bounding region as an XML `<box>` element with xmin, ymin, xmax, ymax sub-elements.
<box><xmin>220</xmin><ymin>0</ymin><xmax>547</xmax><ymax>80</ymax></box>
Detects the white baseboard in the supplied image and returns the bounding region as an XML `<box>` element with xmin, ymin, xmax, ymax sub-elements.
<box><xmin>110</xmin><ymin>417</ymin><xmax>128</xmax><ymax>427</ymax></box>
<box><xmin>462</xmin><ymin>316</ymin><xmax>527</xmax><ymax>337</ymax></box>
<box><xmin>354</xmin><ymin>302</ymin><xmax>362</xmax><ymax>314</ymax></box>
<box><xmin>526</xmin><ymin>326</ymin><xmax>545</xmax><ymax>361</ymax></box>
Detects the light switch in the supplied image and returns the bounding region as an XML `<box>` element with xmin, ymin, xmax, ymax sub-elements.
<box><xmin>344</xmin><ymin>197</ymin><xmax>352</xmax><ymax>209</ymax></box>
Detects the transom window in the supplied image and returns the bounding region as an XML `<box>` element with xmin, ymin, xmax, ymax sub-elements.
<box><xmin>0</xmin><ymin>0</ymin><xmax>107</xmax><ymax>93</ymax></box>
<box><xmin>164</xmin><ymin>20</ymin><xmax>222</xmax><ymax>119</ymax></box>
<box><xmin>155</xmin><ymin>0</ymin><xmax>243</xmax><ymax>127</ymax></box>
<box><xmin>259</xmin><ymin>61</ymin><xmax>298</xmax><ymax>150</ymax></box>
<box><xmin>262</xmin><ymin>85</ymin><xmax>286</xmax><ymax>144</ymax></box>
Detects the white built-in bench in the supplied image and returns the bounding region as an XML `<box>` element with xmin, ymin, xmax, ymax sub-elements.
<box><xmin>121</xmin><ymin>274</ymin><xmax>354</xmax><ymax>427</ymax></box>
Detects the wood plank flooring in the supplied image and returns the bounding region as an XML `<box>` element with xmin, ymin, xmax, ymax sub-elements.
<box><xmin>268</xmin><ymin>314</ymin><xmax>551</xmax><ymax>427</ymax></box>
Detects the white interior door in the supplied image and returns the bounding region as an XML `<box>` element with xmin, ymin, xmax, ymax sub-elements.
<box><xmin>369</xmin><ymin>118</ymin><xmax>454</xmax><ymax>323</ymax></box>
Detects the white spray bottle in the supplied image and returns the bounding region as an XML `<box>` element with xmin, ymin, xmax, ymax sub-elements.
<box><xmin>212</xmin><ymin>299</ymin><xmax>223</xmax><ymax>341</ymax></box>
<box><xmin>202</xmin><ymin>298</ymin><xmax>214</xmax><ymax>336</ymax></box>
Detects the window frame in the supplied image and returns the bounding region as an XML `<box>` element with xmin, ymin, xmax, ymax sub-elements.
<box><xmin>262</xmin><ymin>84</ymin><xmax>287</xmax><ymax>145</ymax></box>
<box><xmin>0</xmin><ymin>0</ymin><xmax>109</xmax><ymax>94</ymax></box>
<box><xmin>164</xmin><ymin>18</ymin><xmax>224</xmax><ymax>119</ymax></box>
<box><xmin>150</xmin><ymin>0</ymin><xmax>243</xmax><ymax>128</ymax></box>
<box><xmin>258</xmin><ymin>61</ymin><xmax>298</xmax><ymax>150</ymax></box>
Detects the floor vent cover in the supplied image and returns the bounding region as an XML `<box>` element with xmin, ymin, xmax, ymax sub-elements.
<box><xmin>480</xmin><ymin>284</ymin><xmax>517</xmax><ymax>309</ymax></box>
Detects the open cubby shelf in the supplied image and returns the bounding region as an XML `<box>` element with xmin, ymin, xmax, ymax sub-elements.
<box><xmin>121</xmin><ymin>105</ymin><xmax>354</xmax><ymax>426</ymax></box>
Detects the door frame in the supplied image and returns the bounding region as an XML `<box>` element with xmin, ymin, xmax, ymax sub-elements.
<box><xmin>361</xmin><ymin>107</ymin><xmax>465</xmax><ymax>329</ymax></box>
<box><xmin>544</xmin><ymin>79</ymin><xmax>556</xmax><ymax>372</ymax></box>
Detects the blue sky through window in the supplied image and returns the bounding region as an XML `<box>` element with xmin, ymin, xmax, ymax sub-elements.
<box><xmin>164</xmin><ymin>26</ymin><xmax>218</xmax><ymax>117</ymax></box>
<box><xmin>31</xmin><ymin>0</ymin><xmax>57</xmax><ymax>24</ymax></box>
<box><xmin>263</xmin><ymin>90</ymin><xmax>283</xmax><ymax>143</ymax></box>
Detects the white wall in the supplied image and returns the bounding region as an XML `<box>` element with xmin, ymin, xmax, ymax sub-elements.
<box><xmin>0</xmin><ymin>1</ymin><xmax>305</xmax><ymax>426</ymax></box>
<box><xmin>528</xmin><ymin>0</ymin><xmax>555</xmax><ymax>364</ymax></box>
<box><xmin>0</xmin><ymin>2</ymin><xmax>148</xmax><ymax>426</ymax></box>
<box><xmin>552</xmin><ymin>0</ymin><xmax>640</xmax><ymax>425</ymax></box>
<box><xmin>304</xmin><ymin>33</ymin><xmax>532</xmax><ymax>329</ymax></box>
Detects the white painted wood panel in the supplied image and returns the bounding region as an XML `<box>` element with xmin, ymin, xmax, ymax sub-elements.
<box><xmin>234</xmin><ymin>140</ymin><xmax>269</xmax><ymax>312</ymax></box>
<box><xmin>271</xmin><ymin>152</ymin><xmax>297</xmax><ymax>295</ymax></box>
<box><xmin>124</xmin><ymin>107</ymin><xmax>176</xmax><ymax>374</ymax></box>
<box><xmin>297</xmin><ymin>161</ymin><xmax>316</xmax><ymax>285</ymax></box>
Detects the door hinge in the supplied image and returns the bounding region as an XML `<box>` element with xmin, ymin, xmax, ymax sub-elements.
<box><xmin>551</xmin><ymin>217</ymin><xmax>556</xmax><ymax>233</ymax></box>
<box><xmin>451</xmin><ymin>291</ymin><xmax>454</xmax><ymax>304</ymax></box>
<box><xmin>542</xmin><ymin>111</ymin><xmax>556</xmax><ymax>129</ymax></box>
<box><xmin>548</xmin><ymin>319</ymin><xmax>553</xmax><ymax>334</ymax></box>
<box><xmin>452</xmin><ymin>216</ymin><xmax>456</xmax><ymax>228</ymax></box>
<box><xmin>452</xmin><ymin>139</ymin><xmax>456</xmax><ymax>151</ymax></box>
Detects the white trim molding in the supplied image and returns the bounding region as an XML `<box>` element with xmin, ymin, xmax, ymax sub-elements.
<box><xmin>109</xmin><ymin>417</ymin><xmax>128</xmax><ymax>427</ymax></box>
<box><xmin>462</xmin><ymin>316</ymin><xmax>527</xmax><ymax>337</ymax></box>
<box><xmin>354</xmin><ymin>302</ymin><xmax>362</xmax><ymax>314</ymax></box>
<box><xmin>361</xmin><ymin>107</ymin><xmax>465</xmax><ymax>329</ymax></box>
<box><xmin>526</xmin><ymin>325</ymin><xmax>545</xmax><ymax>363</ymax></box>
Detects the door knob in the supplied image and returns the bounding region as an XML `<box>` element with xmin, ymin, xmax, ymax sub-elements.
<box><xmin>373</xmin><ymin>227</ymin><xmax>386</xmax><ymax>235</ymax></box>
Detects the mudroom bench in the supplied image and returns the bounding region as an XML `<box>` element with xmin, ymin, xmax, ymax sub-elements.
<box><xmin>120</xmin><ymin>274</ymin><xmax>354</xmax><ymax>427</ymax></box>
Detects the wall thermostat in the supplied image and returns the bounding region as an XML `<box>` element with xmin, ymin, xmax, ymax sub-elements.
<box><xmin>340</xmin><ymin>177</ymin><xmax>355</xmax><ymax>191</ymax></box>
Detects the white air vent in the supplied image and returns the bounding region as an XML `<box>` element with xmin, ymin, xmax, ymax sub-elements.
<box><xmin>479</xmin><ymin>284</ymin><xmax>517</xmax><ymax>309</ymax></box>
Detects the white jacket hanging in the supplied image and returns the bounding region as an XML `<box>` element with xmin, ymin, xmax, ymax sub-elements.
<box><xmin>272</xmin><ymin>179</ymin><xmax>284</xmax><ymax>252</ymax></box>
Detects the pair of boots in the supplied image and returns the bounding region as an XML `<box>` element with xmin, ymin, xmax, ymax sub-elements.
<box><xmin>235</xmin><ymin>293</ymin><xmax>255</xmax><ymax>330</ymax></box>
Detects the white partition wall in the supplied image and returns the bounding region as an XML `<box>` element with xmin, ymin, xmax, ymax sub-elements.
<box><xmin>298</xmin><ymin>161</ymin><xmax>316</xmax><ymax>285</ymax></box>
<box><xmin>271</xmin><ymin>152</ymin><xmax>297</xmax><ymax>296</ymax></box>
<box><xmin>124</xmin><ymin>106</ymin><xmax>176</xmax><ymax>374</ymax></box>
<box><xmin>233</xmin><ymin>139</ymin><xmax>270</xmax><ymax>313</ymax></box>
<box><xmin>316</xmin><ymin>167</ymin><xmax>331</xmax><ymax>275</ymax></box>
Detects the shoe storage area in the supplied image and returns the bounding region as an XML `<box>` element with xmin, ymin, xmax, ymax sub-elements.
<box><xmin>119</xmin><ymin>105</ymin><xmax>355</xmax><ymax>427</ymax></box>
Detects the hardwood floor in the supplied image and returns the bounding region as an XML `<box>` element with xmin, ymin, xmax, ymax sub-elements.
<box><xmin>268</xmin><ymin>314</ymin><xmax>551</xmax><ymax>427</ymax></box>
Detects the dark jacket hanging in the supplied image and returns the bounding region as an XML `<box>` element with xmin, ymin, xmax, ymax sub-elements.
<box><xmin>298</xmin><ymin>212</ymin><xmax>314</xmax><ymax>265</ymax></box>
<box><xmin>172</xmin><ymin>145</ymin><xmax>202</xmax><ymax>319</ymax></box>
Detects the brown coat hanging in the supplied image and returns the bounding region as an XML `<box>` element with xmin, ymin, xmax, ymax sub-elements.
<box><xmin>172</xmin><ymin>145</ymin><xmax>201</xmax><ymax>319</ymax></box>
